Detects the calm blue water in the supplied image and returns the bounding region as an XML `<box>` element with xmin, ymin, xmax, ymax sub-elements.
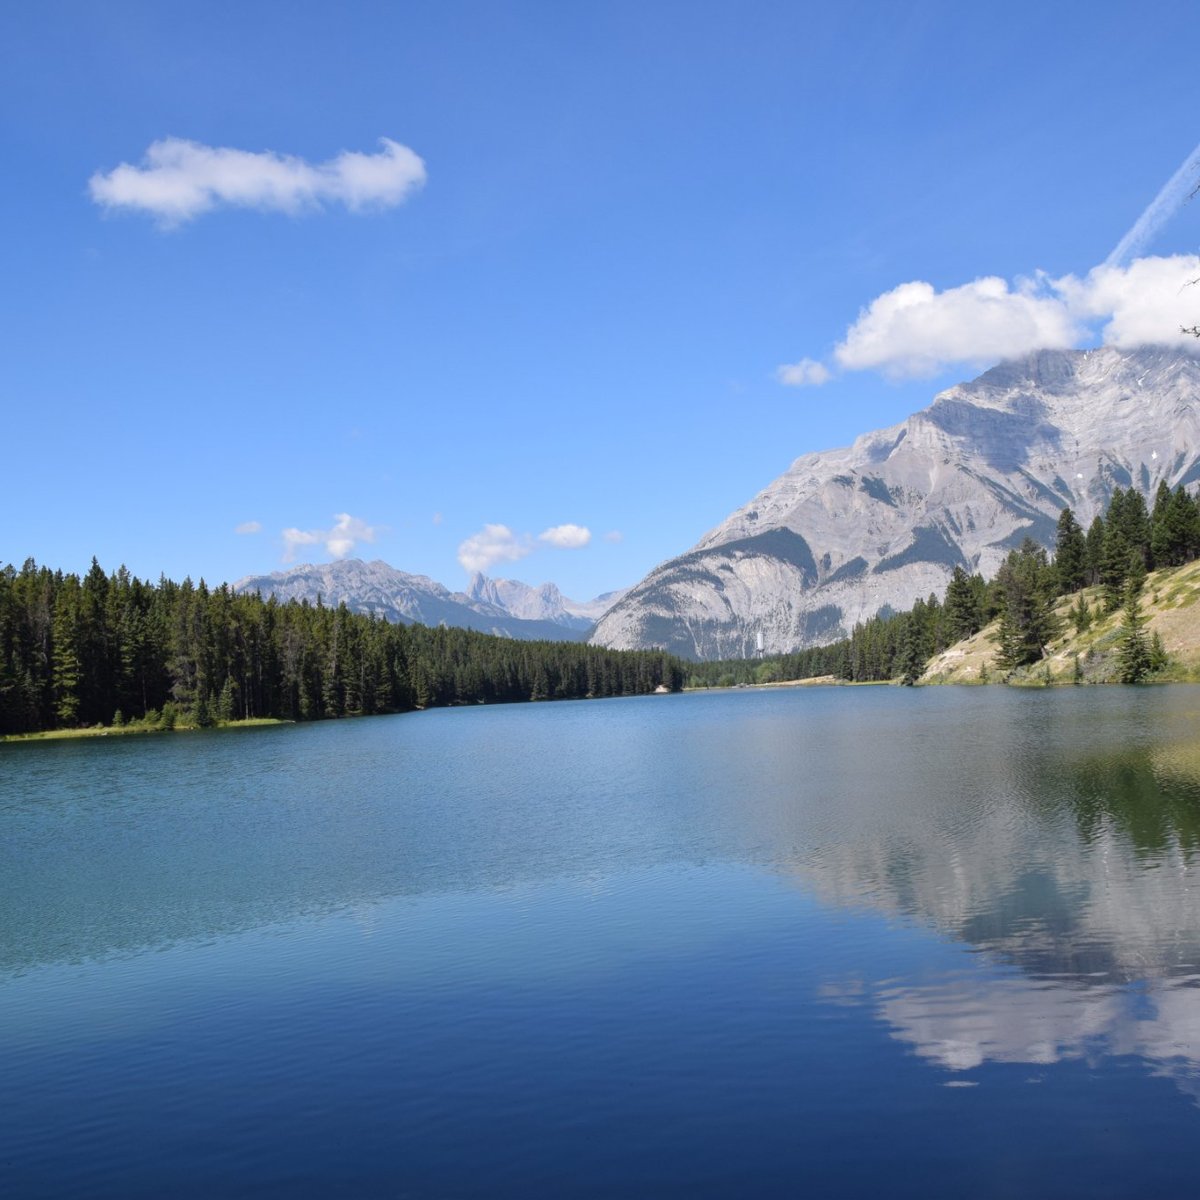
<box><xmin>6</xmin><ymin>686</ymin><xmax>1200</xmax><ymax>1197</ymax></box>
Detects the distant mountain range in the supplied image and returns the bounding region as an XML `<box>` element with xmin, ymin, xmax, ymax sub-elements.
<box><xmin>233</xmin><ymin>559</ymin><xmax>627</xmax><ymax>642</ymax></box>
<box><xmin>590</xmin><ymin>346</ymin><xmax>1200</xmax><ymax>659</ymax></box>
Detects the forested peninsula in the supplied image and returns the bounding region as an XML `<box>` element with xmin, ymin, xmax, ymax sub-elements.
<box><xmin>0</xmin><ymin>561</ymin><xmax>686</xmax><ymax>737</ymax></box>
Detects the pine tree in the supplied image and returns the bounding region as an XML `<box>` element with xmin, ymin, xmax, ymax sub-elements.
<box><xmin>217</xmin><ymin>677</ymin><xmax>236</xmax><ymax>722</ymax></box>
<box><xmin>1101</xmin><ymin>524</ymin><xmax>1131</xmax><ymax>610</ymax></box>
<box><xmin>993</xmin><ymin>605</ymin><xmax>1026</xmax><ymax>674</ymax></box>
<box><xmin>1126</xmin><ymin>548</ymin><xmax>1147</xmax><ymax>599</ymax></box>
<box><xmin>1117</xmin><ymin>488</ymin><xmax>1152</xmax><ymax>568</ymax></box>
<box><xmin>1085</xmin><ymin>515</ymin><xmax>1106</xmax><ymax>586</ymax></box>
<box><xmin>898</xmin><ymin>617</ymin><xmax>925</xmax><ymax>685</ymax></box>
<box><xmin>1116</xmin><ymin>583</ymin><xmax>1151</xmax><ymax>684</ymax></box>
<box><xmin>1151</xmin><ymin>480</ymin><xmax>1174</xmax><ymax>568</ymax></box>
<box><xmin>51</xmin><ymin>583</ymin><xmax>82</xmax><ymax>725</ymax></box>
<box><xmin>992</xmin><ymin>540</ymin><xmax>1060</xmax><ymax>671</ymax></box>
<box><xmin>1070</xmin><ymin>593</ymin><xmax>1092</xmax><ymax>635</ymax></box>
<box><xmin>1160</xmin><ymin>486</ymin><xmax>1200</xmax><ymax>567</ymax></box>
<box><xmin>1149</xmin><ymin>631</ymin><xmax>1169</xmax><ymax>674</ymax></box>
<box><xmin>945</xmin><ymin>566</ymin><xmax>981</xmax><ymax>641</ymax></box>
<box><xmin>193</xmin><ymin>688</ymin><xmax>214</xmax><ymax>728</ymax></box>
<box><xmin>1053</xmin><ymin>507</ymin><xmax>1088</xmax><ymax>594</ymax></box>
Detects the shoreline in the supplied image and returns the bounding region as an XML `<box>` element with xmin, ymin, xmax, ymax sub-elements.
<box><xmin>12</xmin><ymin>672</ymin><xmax>1200</xmax><ymax>742</ymax></box>
<box><xmin>0</xmin><ymin>717</ymin><xmax>293</xmax><ymax>744</ymax></box>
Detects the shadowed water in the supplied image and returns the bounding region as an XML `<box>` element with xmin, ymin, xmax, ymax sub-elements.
<box><xmin>5</xmin><ymin>686</ymin><xmax>1200</xmax><ymax>1196</ymax></box>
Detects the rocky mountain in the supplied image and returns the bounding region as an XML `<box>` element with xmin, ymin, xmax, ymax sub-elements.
<box><xmin>234</xmin><ymin>559</ymin><xmax>622</xmax><ymax>642</ymax></box>
<box><xmin>591</xmin><ymin>346</ymin><xmax>1200</xmax><ymax>660</ymax></box>
<box><xmin>464</xmin><ymin>573</ymin><xmax>627</xmax><ymax>631</ymax></box>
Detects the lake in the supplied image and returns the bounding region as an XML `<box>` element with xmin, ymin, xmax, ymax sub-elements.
<box><xmin>5</xmin><ymin>685</ymin><xmax>1200</xmax><ymax>1197</ymax></box>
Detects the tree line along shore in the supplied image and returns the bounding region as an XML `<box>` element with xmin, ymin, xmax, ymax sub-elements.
<box><xmin>5</xmin><ymin>482</ymin><xmax>1199</xmax><ymax>740</ymax></box>
<box><xmin>0</xmin><ymin>562</ymin><xmax>686</xmax><ymax>738</ymax></box>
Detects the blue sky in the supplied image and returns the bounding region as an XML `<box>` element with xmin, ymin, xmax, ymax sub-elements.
<box><xmin>4</xmin><ymin>1</ymin><xmax>1200</xmax><ymax>599</ymax></box>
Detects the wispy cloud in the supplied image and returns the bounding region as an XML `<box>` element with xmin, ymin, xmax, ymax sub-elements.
<box><xmin>538</xmin><ymin>523</ymin><xmax>591</xmax><ymax>549</ymax></box>
<box><xmin>603</xmin><ymin>530</ymin><xmax>624</xmax><ymax>543</ymax></box>
<box><xmin>1106</xmin><ymin>139</ymin><xmax>1200</xmax><ymax>267</ymax></box>
<box><xmin>457</xmin><ymin>524</ymin><xmax>533</xmax><ymax>574</ymax></box>
<box><xmin>282</xmin><ymin>513</ymin><xmax>379</xmax><ymax>562</ymax></box>
<box><xmin>89</xmin><ymin>137</ymin><xmax>426</xmax><ymax>227</ymax></box>
<box><xmin>234</xmin><ymin>520</ymin><xmax>262</xmax><ymax>535</ymax></box>
<box><xmin>776</xmin><ymin>358</ymin><xmax>831</xmax><ymax>387</ymax></box>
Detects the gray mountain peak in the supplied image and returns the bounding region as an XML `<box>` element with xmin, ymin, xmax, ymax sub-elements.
<box><xmin>234</xmin><ymin>558</ymin><xmax>625</xmax><ymax>642</ymax></box>
<box><xmin>590</xmin><ymin>345</ymin><xmax>1200</xmax><ymax>660</ymax></box>
<box><xmin>466</xmin><ymin>572</ymin><xmax>628</xmax><ymax>627</ymax></box>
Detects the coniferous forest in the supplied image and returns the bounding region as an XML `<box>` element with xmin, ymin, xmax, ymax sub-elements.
<box><xmin>0</xmin><ymin>560</ymin><xmax>687</xmax><ymax>736</ymax></box>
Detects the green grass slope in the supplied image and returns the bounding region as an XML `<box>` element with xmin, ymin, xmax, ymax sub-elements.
<box><xmin>921</xmin><ymin>561</ymin><xmax>1200</xmax><ymax>686</ymax></box>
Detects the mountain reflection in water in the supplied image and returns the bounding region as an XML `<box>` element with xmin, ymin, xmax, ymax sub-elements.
<box><xmin>798</xmin><ymin>725</ymin><xmax>1200</xmax><ymax>1097</ymax></box>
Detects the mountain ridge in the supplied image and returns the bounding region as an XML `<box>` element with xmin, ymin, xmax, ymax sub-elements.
<box><xmin>591</xmin><ymin>346</ymin><xmax>1200</xmax><ymax>660</ymax></box>
<box><xmin>234</xmin><ymin>558</ymin><xmax>624</xmax><ymax>642</ymax></box>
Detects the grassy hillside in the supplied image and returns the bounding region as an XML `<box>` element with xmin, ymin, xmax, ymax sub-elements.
<box><xmin>922</xmin><ymin>560</ymin><xmax>1200</xmax><ymax>686</ymax></box>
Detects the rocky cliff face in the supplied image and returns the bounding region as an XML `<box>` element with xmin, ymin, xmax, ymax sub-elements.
<box><xmin>234</xmin><ymin>559</ymin><xmax>623</xmax><ymax>642</ymax></box>
<box><xmin>591</xmin><ymin>346</ymin><xmax>1200</xmax><ymax>659</ymax></box>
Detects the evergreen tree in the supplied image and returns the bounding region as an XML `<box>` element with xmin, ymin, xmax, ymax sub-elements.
<box><xmin>1149</xmin><ymin>631</ymin><xmax>1169</xmax><ymax>674</ymax></box>
<box><xmin>945</xmin><ymin>566</ymin><xmax>982</xmax><ymax>641</ymax></box>
<box><xmin>897</xmin><ymin>617</ymin><xmax>925</xmax><ymax>685</ymax></box>
<box><xmin>217</xmin><ymin>677</ymin><xmax>236</xmax><ymax>723</ymax></box>
<box><xmin>193</xmin><ymin>688</ymin><xmax>214</xmax><ymax>728</ymax></box>
<box><xmin>1070</xmin><ymin>593</ymin><xmax>1092</xmax><ymax>635</ymax></box>
<box><xmin>1151</xmin><ymin>480</ymin><xmax>1174</xmax><ymax>568</ymax></box>
<box><xmin>1116</xmin><ymin>582</ymin><xmax>1151</xmax><ymax>684</ymax></box>
<box><xmin>1126</xmin><ymin>548</ymin><xmax>1147</xmax><ymax>599</ymax></box>
<box><xmin>1101</xmin><ymin>523</ymin><xmax>1131</xmax><ymax>610</ymax></box>
<box><xmin>1053</xmin><ymin>507</ymin><xmax>1088</xmax><ymax>594</ymax></box>
<box><xmin>51</xmin><ymin>580</ymin><xmax>81</xmax><ymax>725</ymax></box>
<box><xmin>992</xmin><ymin>540</ymin><xmax>1060</xmax><ymax>671</ymax></box>
<box><xmin>1116</xmin><ymin>487</ymin><xmax>1152</xmax><ymax>568</ymax></box>
<box><xmin>1085</xmin><ymin>515</ymin><xmax>1106</xmax><ymax>586</ymax></box>
<box><xmin>1156</xmin><ymin>486</ymin><xmax>1200</xmax><ymax>567</ymax></box>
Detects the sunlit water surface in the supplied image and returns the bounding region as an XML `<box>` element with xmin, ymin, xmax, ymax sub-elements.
<box><xmin>6</xmin><ymin>686</ymin><xmax>1200</xmax><ymax>1197</ymax></box>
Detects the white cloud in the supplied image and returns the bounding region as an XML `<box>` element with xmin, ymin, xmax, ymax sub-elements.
<box><xmin>457</xmin><ymin>521</ymin><xmax>596</xmax><ymax>573</ymax></box>
<box><xmin>776</xmin><ymin>358</ymin><xmax>832</xmax><ymax>387</ymax></box>
<box><xmin>282</xmin><ymin>513</ymin><xmax>379</xmax><ymax>562</ymax></box>
<box><xmin>538</xmin><ymin>523</ymin><xmax>592</xmax><ymax>549</ymax></box>
<box><xmin>603</xmin><ymin>530</ymin><xmax>624</xmax><ymax>543</ymax></box>
<box><xmin>457</xmin><ymin>524</ymin><xmax>533</xmax><ymax>574</ymax></box>
<box><xmin>812</xmin><ymin>255</ymin><xmax>1200</xmax><ymax>381</ymax></box>
<box><xmin>89</xmin><ymin>136</ymin><xmax>426</xmax><ymax>226</ymax></box>
<box><xmin>234</xmin><ymin>520</ymin><xmax>262</xmax><ymax>535</ymax></box>
<box><xmin>1054</xmin><ymin>256</ymin><xmax>1200</xmax><ymax>348</ymax></box>
<box><xmin>834</xmin><ymin>275</ymin><xmax>1082</xmax><ymax>379</ymax></box>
